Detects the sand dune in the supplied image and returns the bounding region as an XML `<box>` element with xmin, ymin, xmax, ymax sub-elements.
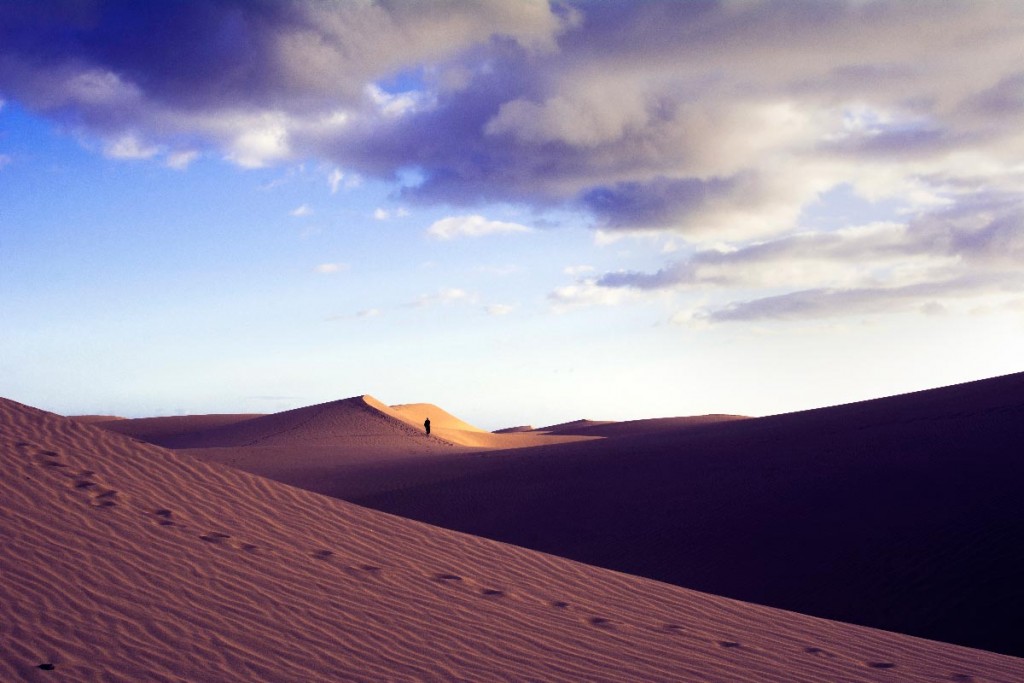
<box><xmin>3</xmin><ymin>397</ymin><xmax>1022</xmax><ymax>682</ymax></box>
<box><xmin>90</xmin><ymin>413</ymin><xmax>262</xmax><ymax>444</ymax></box>
<box><xmin>354</xmin><ymin>371</ymin><xmax>1024</xmax><ymax>657</ymax></box>
<box><xmin>93</xmin><ymin>396</ymin><xmax>596</xmax><ymax>499</ymax></box>
<box><xmin>534</xmin><ymin>414</ymin><xmax>749</xmax><ymax>437</ymax></box>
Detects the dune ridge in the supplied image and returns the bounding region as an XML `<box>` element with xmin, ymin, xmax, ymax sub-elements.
<box><xmin>3</xmin><ymin>396</ymin><xmax>1022</xmax><ymax>681</ymax></box>
<box><xmin>353</xmin><ymin>370</ymin><xmax>1024</xmax><ymax>657</ymax></box>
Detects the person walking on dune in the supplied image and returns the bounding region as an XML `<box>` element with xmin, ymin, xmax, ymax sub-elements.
<box><xmin>424</xmin><ymin>417</ymin><xmax>431</xmax><ymax>436</ymax></box>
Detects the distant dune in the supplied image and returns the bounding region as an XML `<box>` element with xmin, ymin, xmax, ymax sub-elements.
<box><xmin>9</xmin><ymin>399</ymin><xmax>1020</xmax><ymax>680</ymax></box>
<box><xmin>90</xmin><ymin>413</ymin><xmax>262</xmax><ymax>444</ymax></box>
<box><xmin>352</xmin><ymin>372</ymin><xmax>1024</xmax><ymax>657</ymax></box>
<box><xmin>534</xmin><ymin>414</ymin><xmax>749</xmax><ymax>437</ymax></box>
<box><xmin>98</xmin><ymin>396</ymin><xmax>597</xmax><ymax>499</ymax></box>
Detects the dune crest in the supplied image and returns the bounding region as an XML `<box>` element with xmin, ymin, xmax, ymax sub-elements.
<box><xmin>3</xmin><ymin>396</ymin><xmax>1021</xmax><ymax>681</ymax></box>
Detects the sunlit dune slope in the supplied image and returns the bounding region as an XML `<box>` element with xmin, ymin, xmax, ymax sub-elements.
<box><xmin>125</xmin><ymin>395</ymin><xmax>442</xmax><ymax>449</ymax></box>
<box><xmin>7</xmin><ymin>399</ymin><xmax>1021</xmax><ymax>681</ymax></box>
<box><xmin>355</xmin><ymin>371</ymin><xmax>1024</xmax><ymax>657</ymax></box>
<box><xmin>105</xmin><ymin>396</ymin><xmax>595</xmax><ymax>452</ymax></box>
<box><xmin>68</xmin><ymin>415</ymin><xmax>125</xmax><ymax>424</ymax></box>
<box><xmin>390</xmin><ymin>402</ymin><xmax>486</xmax><ymax>433</ymax></box>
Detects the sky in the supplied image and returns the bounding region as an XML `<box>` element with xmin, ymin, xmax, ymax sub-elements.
<box><xmin>1</xmin><ymin>0</ymin><xmax>1023</xmax><ymax>430</ymax></box>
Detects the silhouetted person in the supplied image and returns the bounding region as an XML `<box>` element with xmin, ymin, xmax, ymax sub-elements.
<box><xmin>424</xmin><ymin>418</ymin><xmax>431</xmax><ymax>436</ymax></box>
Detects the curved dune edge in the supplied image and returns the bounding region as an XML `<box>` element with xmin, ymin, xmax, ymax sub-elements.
<box><xmin>92</xmin><ymin>395</ymin><xmax>598</xmax><ymax>452</ymax></box>
<box><xmin>2</xmin><ymin>397</ymin><xmax>1022</xmax><ymax>682</ymax></box>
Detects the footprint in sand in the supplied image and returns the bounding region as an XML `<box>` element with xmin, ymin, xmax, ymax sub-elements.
<box><xmin>804</xmin><ymin>646</ymin><xmax>836</xmax><ymax>659</ymax></box>
<box><xmin>718</xmin><ymin>640</ymin><xmax>742</xmax><ymax>649</ymax></box>
<box><xmin>91</xmin><ymin>489</ymin><xmax>119</xmax><ymax>508</ymax></box>
<box><xmin>866</xmin><ymin>661</ymin><xmax>897</xmax><ymax>670</ymax></box>
<box><xmin>949</xmin><ymin>675</ymin><xmax>974</xmax><ymax>682</ymax></box>
<box><xmin>435</xmin><ymin>573</ymin><xmax>463</xmax><ymax>583</ymax></box>
<box><xmin>551</xmin><ymin>601</ymin><xmax>570</xmax><ymax>609</ymax></box>
<box><xmin>311</xmin><ymin>549</ymin><xmax>334</xmax><ymax>560</ymax></box>
<box><xmin>662</xmin><ymin>624</ymin><xmax>685</xmax><ymax>634</ymax></box>
<box><xmin>200</xmin><ymin>532</ymin><xmax>231</xmax><ymax>544</ymax></box>
<box><xmin>153</xmin><ymin>509</ymin><xmax>175</xmax><ymax>526</ymax></box>
<box><xmin>480</xmin><ymin>588</ymin><xmax>505</xmax><ymax>598</ymax></box>
<box><xmin>588</xmin><ymin>617</ymin><xmax>614</xmax><ymax>628</ymax></box>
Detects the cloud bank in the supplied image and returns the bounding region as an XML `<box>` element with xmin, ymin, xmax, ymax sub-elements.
<box><xmin>3</xmin><ymin>1</ymin><xmax>1023</xmax><ymax>321</ymax></box>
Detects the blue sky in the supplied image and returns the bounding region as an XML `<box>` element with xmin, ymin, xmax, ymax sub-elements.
<box><xmin>2</xmin><ymin>1</ymin><xmax>1023</xmax><ymax>429</ymax></box>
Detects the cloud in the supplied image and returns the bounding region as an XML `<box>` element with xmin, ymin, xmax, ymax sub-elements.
<box><xmin>166</xmin><ymin>150</ymin><xmax>199</xmax><ymax>170</ymax></box>
<box><xmin>0</xmin><ymin>154</ymin><xmax>10</xmax><ymax>170</ymax></box>
<box><xmin>427</xmin><ymin>214</ymin><xmax>532</xmax><ymax>240</ymax></box>
<box><xmin>103</xmin><ymin>134</ymin><xmax>159</xmax><ymax>160</ymax></box>
<box><xmin>485</xmin><ymin>303</ymin><xmax>514</xmax><ymax>316</ymax></box>
<box><xmin>327</xmin><ymin>168</ymin><xmax>344</xmax><ymax>194</ymax></box>
<box><xmin>697</xmin><ymin>275</ymin><xmax>1014</xmax><ymax>323</ymax></box>
<box><xmin>593</xmin><ymin>193</ymin><xmax>1024</xmax><ymax>322</ymax></box>
<box><xmin>313</xmin><ymin>263</ymin><xmax>347</xmax><ymax>274</ymax></box>
<box><xmin>0</xmin><ymin>1</ymin><xmax>564</xmax><ymax>168</ymax></box>
<box><xmin>412</xmin><ymin>287</ymin><xmax>476</xmax><ymax>308</ymax></box>
<box><xmin>548</xmin><ymin>278</ymin><xmax>634</xmax><ymax>311</ymax></box>
<box><xmin>4</xmin><ymin>0</ymin><xmax>1024</xmax><ymax>320</ymax></box>
<box><xmin>290</xmin><ymin>204</ymin><xmax>313</xmax><ymax>217</ymax></box>
<box><xmin>356</xmin><ymin>308</ymin><xmax>380</xmax><ymax>319</ymax></box>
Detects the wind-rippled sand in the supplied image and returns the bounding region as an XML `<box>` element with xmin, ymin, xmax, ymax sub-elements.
<box><xmin>3</xmin><ymin>396</ymin><xmax>1022</xmax><ymax>681</ymax></box>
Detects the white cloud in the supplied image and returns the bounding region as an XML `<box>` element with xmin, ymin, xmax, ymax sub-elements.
<box><xmin>224</xmin><ymin>113</ymin><xmax>291</xmax><ymax>168</ymax></box>
<box><xmin>290</xmin><ymin>204</ymin><xmax>313</xmax><ymax>217</ymax></box>
<box><xmin>413</xmin><ymin>287</ymin><xmax>476</xmax><ymax>308</ymax></box>
<box><xmin>103</xmin><ymin>134</ymin><xmax>159</xmax><ymax>160</ymax></box>
<box><xmin>366</xmin><ymin>84</ymin><xmax>431</xmax><ymax>118</ymax></box>
<box><xmin>166</xmin><ymin>150</ymin><xmax>199</xmax><ymax>170</ymax></box>
<box><xmin>373</xmin><ymin>208</ymin><xmax>390</xmax><ymax>220</ymax></box>
<box><xmin>356</xmin><ymin>308</ymin><xmax>381</xmax><ymax>318</ymax></box>
<box><xmin>313</xmin><ymin>263</ymin><xmax>347</xmax><ymax>274</ymax></box>
<box><xmin>427</xmin><ymin>215</ymin><xmax>533</xmax><ymax>240</ymax></box>
<box><xmin>328</xmin><ymin>168</ymin><xmax>344</xmax><ymax>194</ymax></box>
<box><xmin>485</xmin><ymin>303</ymin><xmax>515</xmax><ymax>316</ymax></box>
<box><xmin>548</xmin><ymin>278</ymin><xmax>634</xmax><ymax>311</ymax></box>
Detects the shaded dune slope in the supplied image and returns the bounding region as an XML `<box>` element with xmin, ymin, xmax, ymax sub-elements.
<box><xmin>128</xmin><ymin>396</ymin><xmax>438</xmax><ymax>449</ymax></box>
<box><xmin>107</xmin><ymin>397</ymin><xmax>593</xmax><ymax>452</ymax></box>
<box><xmin>6</xmin><ymin>400</ymin><xmax>1020</xmax><ymax>680</ymax></box>
<box><xmin>355</xmin><ymin>372</ymin><xmax>1024</xmax><ymax>657</ymax></box>
<box><xmin>536</xmin><ymin>414</ymin><xmax>749</xmax><ymax>437</ymax></box>
<box><xmin>92</xmin><ymin>414</ymin><xmax>262</xmax><ymax>444</ymax></box>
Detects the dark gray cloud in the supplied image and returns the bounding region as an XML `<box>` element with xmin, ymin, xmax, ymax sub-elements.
<box><xmin>702</xmin><ymin>274</ymin><xmax>1018</xmax><ymax>323</ymax></box>
<box><xmin>3</xmin><ymin>0</ymin><xmax>1024</xmax><ymax>283</ymax></box>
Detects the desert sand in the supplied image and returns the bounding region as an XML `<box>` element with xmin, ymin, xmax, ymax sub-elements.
<box><xmin>350</xmin><ymin>372</ymin><xmax>1024</xmax><ymax>658</ymax></box>
<box><xmin>98</xmin><ymin>372</ymin><xmax>1024</xmax><ymax>659</ymax></box>
<box><xmin>5</xmin><ymin>392</ymin><xmax>1024</xmax><ymax>681</ymax></box>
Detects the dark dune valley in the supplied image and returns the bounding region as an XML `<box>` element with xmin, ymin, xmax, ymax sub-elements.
<box><xmin>351</xmin><ymin>372</ymin><xmax>1024</xmax><ymax>658</ymax></box>
<box><xmin>73</xmin><ymin>370</ymin><xmax>1024</xmax><ymax>666</ymax></box>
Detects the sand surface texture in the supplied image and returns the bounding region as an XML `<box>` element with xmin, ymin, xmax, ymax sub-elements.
<box><xmin>5</xmin><ymin>397</ymin><xmax>1023</xmax><ymax>681</ymax></box>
